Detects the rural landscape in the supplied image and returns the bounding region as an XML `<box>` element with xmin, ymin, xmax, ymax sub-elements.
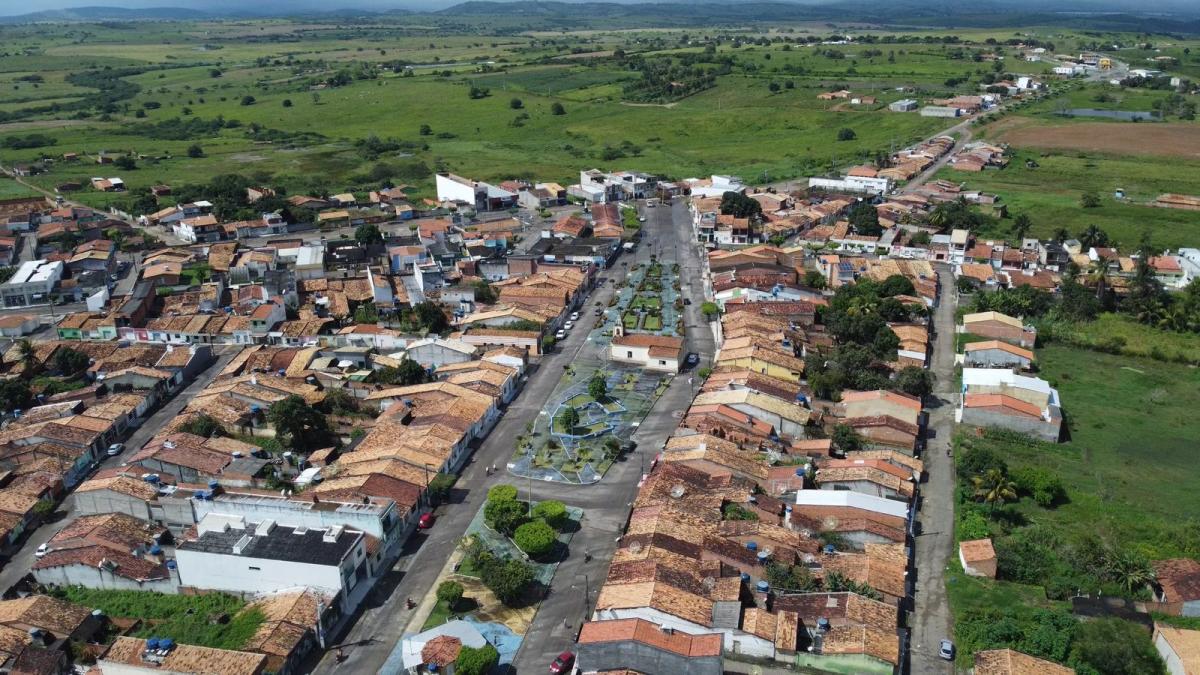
<box><xmin>0</xmin><ymin>1</ymin><xmax>1197</xmax><ymax>674</ymax></box>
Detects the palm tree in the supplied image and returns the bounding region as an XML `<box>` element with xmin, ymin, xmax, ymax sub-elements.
<box><xmin>1010</xmin><ymin>213</ymin><xmax>1033</xmax><ymax>242</ymax></box>
<box><xmin>1052</xmin><ymin>227</ymin><xmax>1071</xmax><ymax>243</ymax></box>
<box><xmin>15</xmin><ymin>339</ymin><xmax>36</xmax><ymax>375</ymax></box>
<box><xmin>1105</xmin><ymin>550</ymin><xmax>1156</xmax><ymax>596</ymax></box>
<box><xmin>972</xmin><ymin>468</ymin><xmax>1018</xmax><ymax>513</ymax></box>
<box><xmin>1078</xmin><ymin>224</ymin><xmax>1109</xmax><ymax>250</ymax></box>
<box><xmin>1085</xmin><ymin>259</ymin><xmax>1110</xmax><ymax>300</ymax></box>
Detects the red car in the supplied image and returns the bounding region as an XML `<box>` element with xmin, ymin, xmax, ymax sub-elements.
<box><xmin>549</xmin><ymin>651</ymin><xmax>574</xmax><ymax>674</ymax></box>
<box><xmin>417</xmin><ymin>513</ymin><xmax>435</xmax><ymax>530</ymax></box>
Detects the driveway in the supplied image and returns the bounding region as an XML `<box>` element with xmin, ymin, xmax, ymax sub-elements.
<box><xmin>909</xmin><ymin>266</ymin><xmax>958</xmax><ymax>674</ymax></box>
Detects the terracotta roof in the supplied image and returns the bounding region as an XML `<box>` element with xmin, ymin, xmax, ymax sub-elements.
<box><xmin>102</xmin><ymin>637</ymin><xmax>267</xmax><ymax>675</ymax></box>
<box><xmin>963</xmin><ymin>311</ymin><xmax>1023</xmax><ymax>328</ymax></box>
<box><xmin>959</xmin><ymin>538</ymin><xmax>996</xmax><ymax>563</ymax></box>
<box><xmin>0</xmin><ymin>595</ymin><xmax>92</xmax><ymax>636</ymax></box>
<box><xmin>840</xmin><ymin>389</ymin><xmax>922</xmax><ymax>412</ymax></box>
<box><xmin>964</xmin><ymin>340</ymin><xmax>1034</xmax><ymax>361</ymax></box>
<box><xmin>963</xmin><ymin>393</ymin><xmax>1043</xmax><ymax>419</ymax></box>
<box><xmin>974</xmin><ymin>648</ymin><xmax>1075</xmax><ymax>675</ymax></box>
<box><xmin>1155</xmin><ymin>558</ymin><xmax>1200</xmax><ymax>603</ymax></box>
<box><xmin>577</xmin><ymin>618</ymin><xmax>723</xmax><ymax>657</ymax></box>
<box><xmin>421</xmin><ymin>635</ymin><xmax>462</xmax><ymax>667</ymax></box>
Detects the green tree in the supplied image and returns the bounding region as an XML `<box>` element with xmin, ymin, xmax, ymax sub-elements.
<box><xmin>513</xmin><ymin>520</ymin><xmax>557</xmax><ymax>558</ymax></box>
<box><xmin>180</xmin><ymin>413</ymin><xmax>223</xmax><ymax>438</ymax></box>
<box><xmin>1079</xmin><ymin>191</ymin><xmax>1102</xmax><ymax>208</ymax></box>
<box><xmin>804</xmin><ymin>270</ymin><xmax>828</xmax><ymax>289</ymax></box>
<box><xmin>531</xmin><ymin>500</ymin><xmax>568</xmax><ymax>530</ymax></box>
<box><xmin>550</xmin><ymin>102</ymin><xmax>566</xmax><ymax>115</ymax></box>
<box><xmin>354</xmin><ymin>223</ymin><xmax>383</xmax><ymax>246</ymax></box>
<box><xmin>837</xmin><ymin>127</ymin><xmax>857</xmax><ymax>141</ymax></box>
<box><xmin>488</xmin><ymin>484</ymin><xmax>518</xmax><ymax>503</ymax></box>
<box><xmin>848</xmin><ymin>200</ymin><xmax>881</xmax><ymax>236</ymax></box>
<box><xmin>436</xmin><ymin>580</ymin><xmax>464</xmax><ymax>610</ymax></box>
<box><xmin>1011</xmin><ymin>213</ymin><xmax>1033</xmax><ymax>241</ymax></box>
<box><xmin>113</xmin><ymin>155</ymin><xmax>136</xmax><ymax>171</ymax></box>
<box><xmin>186</xmin><ymin>144</ymin><xmax>203</xmax><ymax>158</ymax></box>
<box><xmin>419</xmin><ymin>124</ymin><xmax>432</xmax><ymax>136</ymax></box>
<box><xmin>376</xmin><ymin>358</ymin><xmax>428</xmax><ymax>386</ymax></box>
<box><xmin>282</xmin><ymin>99</ymin><xmax>293</xmax><ymax>107</ymax></box>
<box><xmin>53</xmin><ymin>347</ymin><xmax>89</xmax><ymax>376</ymax></box>
<box><xmin>558</xmin><ymin>406</ymin><xmax>580</xmax><ymax>433</ymax></box>
<box><xmin>768</xmin><ymin>81</ymin><xmax>781</xmax><ymax>93</ymax></box>
<box><xmin>972</xmin><ymin>468</ymin><xmax>1018</xmax><ymax>513</ymax></box>
<box><xmin>509</xmin><ymin>98</ymin><xmax>523</xmax><ymax>109</ymax></box>
<box><xmin>1070</xmin><ymin>617</ymin><xmax>1165</xmax><ymax>675</ymax></box>
<box><xmin>427</xmin><ymin>473</ymin><xmax>456</xmax><ymax>503</ymax></box>
<box><xmin>831</xmin><ymin>424</ymin><xmax>862</xmax><ymax>454</ymax></box>
<box><xmin>1104</xmin><ymin>550</ymin><xmax>1156</xmax><ymax>595</ymax></box>
<box><xmin>700</xmin><ymin>301</ymin><xmax>720</xmax><ymax>320</ymax></box>
<box><xmin>455</xmin><ymin>644</ymin><xmax>499</xmax><ymax>675</ymax></box>
<box><xmin>587</xmin><ymin>374</ymin><xmax>608</xmax><ymax>402</ymax></box>
<box><xmin>0</xmin><ymin>380</ymin><xmax>32</xmax><ymax>412</ymax></box>
<box><xmin>267</xmin><ymin>395</ymin><xmax>331</xmax><ymax>452</ymax></box>
<box><xmin>895</xmin><ymin>366</ymin><xmax>935</xmax><ymax>399</ymax></box>
<box><xmin>719</xmin><ymin>191</ymin><xmax>762</xmax><ymax>219</ymax></box>
<box><xmin>15</xmin><ymin>339</ymin><xmax>37</xmax><ymax>375</ymax></box>
<box><xmin>240</xmin><ymin>95</ymin><xmax>256</xmax><ymax>106</ymax></box>
<box><xmin>1078</xmin><ymin>224</ymin><xmax>1109</xmax><ymax>249</ymax></box>
<box><xmin>484</xmin><ymin>498</ymin><xmax>526</xmax><ymax>536</ymax></box>
<box><xmin>473</xmin><ymin>280</ymin><xmax>498</xmax><ymax>305</ymax></box>
<box><xmin>353</xmin><ymin>302</ymin><xmax>379</xmax><ymax>324</ymax></box>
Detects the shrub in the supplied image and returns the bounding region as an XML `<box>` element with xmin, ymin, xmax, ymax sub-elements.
<box><xmin>436</xmin><ymin>581</ymin><xmax>464</xmax><ymax>609</ymax></box>
<box><xmin>1010</xmin><ymin>466</ymin><xmax>1067</xmax><ymax>507</ymax></box>
<box><xmin>455</xmin><ymin>644</ymin><xmax>499</xmax><ymax>675</ymax></box>
<box><xmin>488</xmin><ymin>484</ymin><xmax>518</xmax><ymax>503</ymax></box>
<box><xmin>837</xmin><ymin>127</ymin><xmax>857</xmax><ymax>141</ymax></box>
<box><xmin>531</xmin><ymin>500</ymin><xmax>569</xmax><ymax>530</ymax></box>
<box><xmin>958</xmin><ymin>508</ymin><xmax>991</xmax><ymax>540</ymax></box>
<box><xmin>484</xmin><ymin>498</ymin><xmax>526</xmax><ymax>536</ymax></box>
<box><xmin>513</xmin><ymin>520</ymin><xmax>557</xmax><ymax>558</ymax></box>
<box><xmin>427</xmin><ymin>473</ymin><xmax>457</xmax><ymax>503</ymax></box>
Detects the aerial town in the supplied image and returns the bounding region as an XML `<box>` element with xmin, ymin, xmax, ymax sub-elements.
<box><xmin>0</xmin><ymin>5</ymin><xmax>1199</xmax><ymax>675</ymax></box>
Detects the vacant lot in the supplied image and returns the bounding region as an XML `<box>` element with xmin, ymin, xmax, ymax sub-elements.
<box><xmin>990</xmin><ymin>118</ymin><xmax>1200</xmax><ymax>159</ymax></box>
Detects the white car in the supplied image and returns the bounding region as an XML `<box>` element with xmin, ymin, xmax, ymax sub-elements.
<box><xmin>107</xmin><ymin>443</ymin><xmax>124</xmax><ymax>457</ymax></box>
<box><xmin>555</xmin><ymin>329</ymin><xmax>566</xmax><ymax>340</ymax></box>
<box><xmin>570</xmin><ymin>312</ymin><xmax>579</xmax><ymax>321</ymax></box>
<box><xmin>35</xmin><ymin>543</ymin><xmax>49</xmax><ymax>558</ymax></box>
<box><xmin>564</xmin><ymin>321</ymin><xmax>574</xmax><ymax>331</ymax></box>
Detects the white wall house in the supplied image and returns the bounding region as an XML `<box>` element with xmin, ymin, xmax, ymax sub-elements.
<box><xmin>176</xmin><ymin>514</ymin><xmax>369</xmax><ymax>614</ymax></box>
<box><xmin>1</xmin><ymin>259</ymin><xmax>63</xmax><ymax>307</ymax></box>
<box><xmin>807</xmin><ymin>175</ymin><xmax>892</xmax><ymax>196</ymax></box>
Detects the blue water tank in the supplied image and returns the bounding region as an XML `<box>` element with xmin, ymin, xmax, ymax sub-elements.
<box><xmin>166</xmin><ymin>560</ymin><xmax>177</xmax><ymax>570</ymax></box>
<box><xmin>823</xmin><ymin>544</ymin><xmax>836</xmax><ymax>555</ymax></box>
<box><xmin>740</xmin><ymin>572</ymin><xmax>750</xmax><ymax>582</ymax></box>
<box><xmin>207</xmin><ymin>479</ymin><xmax>219</xmax><ymax>489</ymax></box>
<box><xmin>146</xmin><ymin>638</ymin><xmax>160</xmax><ymax>650</ymax></box>
<box><xmin>818</xmin><ymin>617</ymin><xmax>831</xmax><ymax>631</ymax></box>
<box><xmin>746</xmin><ymin>541</ymin><xmax>758</xmax><ymax>551</ymax></box>
<box><xmin>795</xmin><ymin>467</ymin><xmax>804</xmax><ymax>477</ymax></box>
<box><xmin>149</xmin><ymin>545</ymin><xmax>162</xmax><ymax>555</ymax></box>
<box><xmin>756</xmin><ymin>580</ymin><xmax>769</xmax><ymax>592</ymax></box>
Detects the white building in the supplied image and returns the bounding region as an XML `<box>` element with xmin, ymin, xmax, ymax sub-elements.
<box><xmin>0</xmin><ymin>259</ymin><xmax>63</xmax><ymax>307</ymax></box>
<box><xmin>686</xmin><ymin>175</ymin><xmax>746</xmax><ymax>199</ymax></box>
<box><xmin>807</xmin><ymin>175</ymin><xmax>892</xmax><ymax>196</ymax></box>
<box><xmin>294</xmin><ymin>245</ymin><xmax>325</xmax><ymax>280</ymax></box>
<box><xmin>793</xmin><ymin>487</ymin><xmax>911</xmax><ymax>521</ymax></box>
<box><xmin>919</xmin><ymin>106</ymin><xmax>962</xmax><ymax>118</ymax></box>
<box><xmin>889</xmin><ymin>99</ymin><xmax>918</xmax><ymax>112</ymax></box>
<box><xmin>435</xmin><ymin>173</ymin><xmax>516</xmax><ymax>211</ymax></box>
<box><xmin>176</xmin><ymin>514</ymin><xmax>369</xmax><ymax>613</ymax></box>
<box><xmin>402</xmin><ymin>337</ymin><xmax>478</xmax><ymax>369</ymax></box>
<box><xmin>609</xmin><ymin>333</ymin><xmax>683</xmax><ymax>373</ymax></box>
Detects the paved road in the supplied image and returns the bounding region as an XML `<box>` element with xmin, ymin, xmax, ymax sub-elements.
<box><xmin>909</xmin><ymin>266</ymin><xmax>958</xmax><ymax>675</ymax></box>
<box><xmin>510</xmin><ymin>198</ymin><xmax>714</xmax><ymax>673</ymax></box>
<box><xmin>899</xmin><ymin>121</ymin><xmax>975</xmax><ymax>195</ymax></box>
<box><xmin>312</xmin><ymin>200</ymin><xmax>713</xmax><ymax>675</ymax></box>
<box><xmin>0</xmin><ymin>346</ymin><xmax>238</xmax><ymax>595</ymax></box>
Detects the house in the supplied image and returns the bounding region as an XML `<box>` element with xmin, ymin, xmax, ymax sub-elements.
<box><xmin>0</xmin><ymin>260</ymin><xmax>63</xmax><ymax>308</ymax></box>
<box><xmin>959</xmin><ymin>538</ymin><xmax>997</xmax><ymax>578</ymax></box>
<box><xmin>959</xmin><ymin>369</ymin><xmax>1062</xmax><ymax>442</ymax></box>
<box><xmin>1155</xmin><ymin>624</ymin><xmax>1200</xmax><ymax>675</ymax></box>
<box><xmin>889</xmin><ymin>99</ymin><xmax>918</xmax><ymax>112</ymax></box>
<box><xmin>974</xmin><ymin>649</ymin><xmax>1075</xmax><ymax>675</ymax></box>
<box><xmin>434</xmin><ymin>173</ymin><xmax>516</xmax><ymax>211</ymax></box>
<box><xmin>32</xmin><ymin>513</ymin><xmax>175</xmax><ymax>593</ymax></box>
<box><xmin>610</xmin><ymin>333</ymin><xmax>684</xmax><ymax>373</ymax></box>
<box><xmin>576</xmin><ymin>619</ymin><xmax>724</xmax><ymax>675</ymax></box>
<box><xmin>0</xmin><ymin>314</ymin><xmax>38</xmax><ymax>337</ymax></box>
<box><xmin>920</xmin><ymin>106</ymin><xmax>961</xmax><ymax>118</ymax></box>
<box><xmin>99</xmin><ymin>637</ymin><xmax>267</xmax><ymax>675</ymax></box>
<box><xmin>1154</xmin><ymin>559</ymin><xmax>1200</xmax><ymax>617</ymax></box>
<box><xmin>176</xmin><ymin>514</ymin><xmax>370</xmax><ymax>615</ymax></box>
<box><xmin>963</xmin><ymin>340</ymin><xmax>1034</xmax><ymax>370</ymax></box>
<box><xmin>962</xmin><ymin>311</ymin><xmax>1037</xmax><ymax>347</ymax></box>
<box><xmin>0</xmin><ymin>595</ymin><xmax>100</xmax><ymax>647</ymax></box>
<box><xmin>403</xmin><ymin>338</ymin><xmax>478</xmax><ymax>370</ymax></box>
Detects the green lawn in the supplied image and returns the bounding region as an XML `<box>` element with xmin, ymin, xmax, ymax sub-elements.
<box><xmin>0</xmin><ymin>178</ymin><xmax>40</xmax><ymax>199</ymax></box>
<box><xmin>935</xmin><ymin>147</ymin><xmax>1200</xmax><ymax>249</ymax></box>
<box><xmin>53</xmin><ymin>588</ymin><xmax>263</xmax><ymax>651</ymax></box>
<box><xmin>643</xmin><ymin>315</ymin><xmax>663</xmax><ymax>331</ymax></box>
<box><xmin>1040</xmin><ymin>313</ymin><xmax>1200</xmax><ymax>365</ymax></box>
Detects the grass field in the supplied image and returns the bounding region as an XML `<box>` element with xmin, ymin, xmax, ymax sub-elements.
<box><xmin>54</xmin><ymin>588</ymin><xmax>264</xmax><ymax>651</ymax></box>
<box><xmin>1040</xmin><ymin>313</ymin><xmax>1200</xmax><ymax>364</ymax></box>
<box><xmin>935</xmin><ymin>144</ymin><xmax>1200</xmax><ymax>249</ymax></box>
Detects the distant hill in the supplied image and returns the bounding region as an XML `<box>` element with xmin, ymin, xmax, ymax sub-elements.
<box><xmin>0</xmin><ymin>5</ymin><xmax>212</xmax><ymax>22</ymax></box>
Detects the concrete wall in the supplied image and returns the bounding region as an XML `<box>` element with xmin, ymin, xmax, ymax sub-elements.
<box><xmin>1156</xmin><ymin>631</ymin><xmax>1187</xmax><ymax>675</ymax></box>
<box><xmin>34</xmin><ymin>564</ymin><xmax>178</xmax><ymax>594</ymax></box>
<box><xmin>74</xmin><ymin>490</ymin><xmax>153</xmax><ymax>522</ymax></box>
<box><xmin>964</xmin><ymin>349</ymin><xmax>1030</xmax><ymax>369</ymax></box>
<box><xmin>176</xmin><ymin>543</ymin><xmax>365</xmax><ymax>611</ymax></box>
<box><xmin>960</xmin><ymin>408</ymin><xmax>1060</xmax><ymax>442</ymax></box>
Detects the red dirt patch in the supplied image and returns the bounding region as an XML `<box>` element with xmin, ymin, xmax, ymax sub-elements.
<box><xmin>989</xmin><ymin>119</ymin><xmax>1200</xmax><ymax>158</ymax></box>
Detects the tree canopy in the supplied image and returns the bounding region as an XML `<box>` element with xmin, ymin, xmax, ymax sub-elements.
<box><xmin>719</xmin><ymin>191</ymin><xmax>762</xmax><ymax>219</ymax></box>
<box><xmin>267</xmin><ymin>395</ymin><xmax>332</xmax><ymax>452</ymax></box>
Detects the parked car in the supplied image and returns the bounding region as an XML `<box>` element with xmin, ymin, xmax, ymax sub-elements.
<box><xmin>686</xmin><ymin>353</ymin><xmax>699</xmax><ymax>365</ymax></box>
<box><xmin>938</xmin><ymin>639</ymin><xmax>955</xmax><ymax>661</ymax></box>
<box><xmin>564</xmin><ymin>321</ymin><xmax>574</xmax><ymax>331</ymax></box>
<box><xmin>683</xmin><ymin>298</ymin><xmax>691</xmax><ymax>305</ymax></box>
<box><xmin>549</xmin><ymin>651</ymin><xmax>575</xmax><ymax>674</ymax></box>
<box><xmin>638</xmin><ymin>216</ymin><xmax>646</xmax><ymax>222</ymax></box>
<box><xmin>570</xmin><ymin>311</ymin><xmax>580</xmax><ymax>321</ymax></box>
<box><xmin>418</xmin><ymin>513</ymin><xmax>435</xmax><ymax>530</ymax></box>
<box><xmin>594</xmin><ymin>308</ymin><xmax>603</xmax><ymax>316</ymax></box>
<box><xmin>106</xmin><ymin>443</ymin><xmax>124</xmax><ymax>457</ymax></box>
<box><xmin>35</xmin><ymin>543</ymin><xmax>49</xmax><ymax>558</ymax></box>
<box><xmin>555</xmin><ymin>329</ymin><xmax>566</xmax><ymax>340</ymax></box>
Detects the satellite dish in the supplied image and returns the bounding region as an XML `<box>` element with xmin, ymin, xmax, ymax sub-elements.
<box><xmin>628</xmin><ymin>541</ymin><xmax>644</xmax><ymax>554</ymax></box>
<box><xmin>670</xmin><ymin>485</ymin><xmax>686</xmax><ymax>499</ymax></box>
<box><xmin>702</xmin><ymin>576</ymin><xmax>716</xmax><ymax>591</ymax></box>
<box><xmin>823</xmin><ymin>516</ymin><xmax>839</xmax><ymax>529</ymax></box>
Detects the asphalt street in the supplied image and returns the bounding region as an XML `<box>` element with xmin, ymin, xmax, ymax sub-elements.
<box><xmin>313</xmin><ymin>199</ymin><xmax>713</xmax><ymax>675</ymax></box>
<box><xmin>909</xmin><ymin>266</ymin><xmax>958</xmax><ymax>674</ymax></box>
<box><xmin>0</xmin><ymin>346</ymin><xmax>240</xmax><ymax>595</ymax></box>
